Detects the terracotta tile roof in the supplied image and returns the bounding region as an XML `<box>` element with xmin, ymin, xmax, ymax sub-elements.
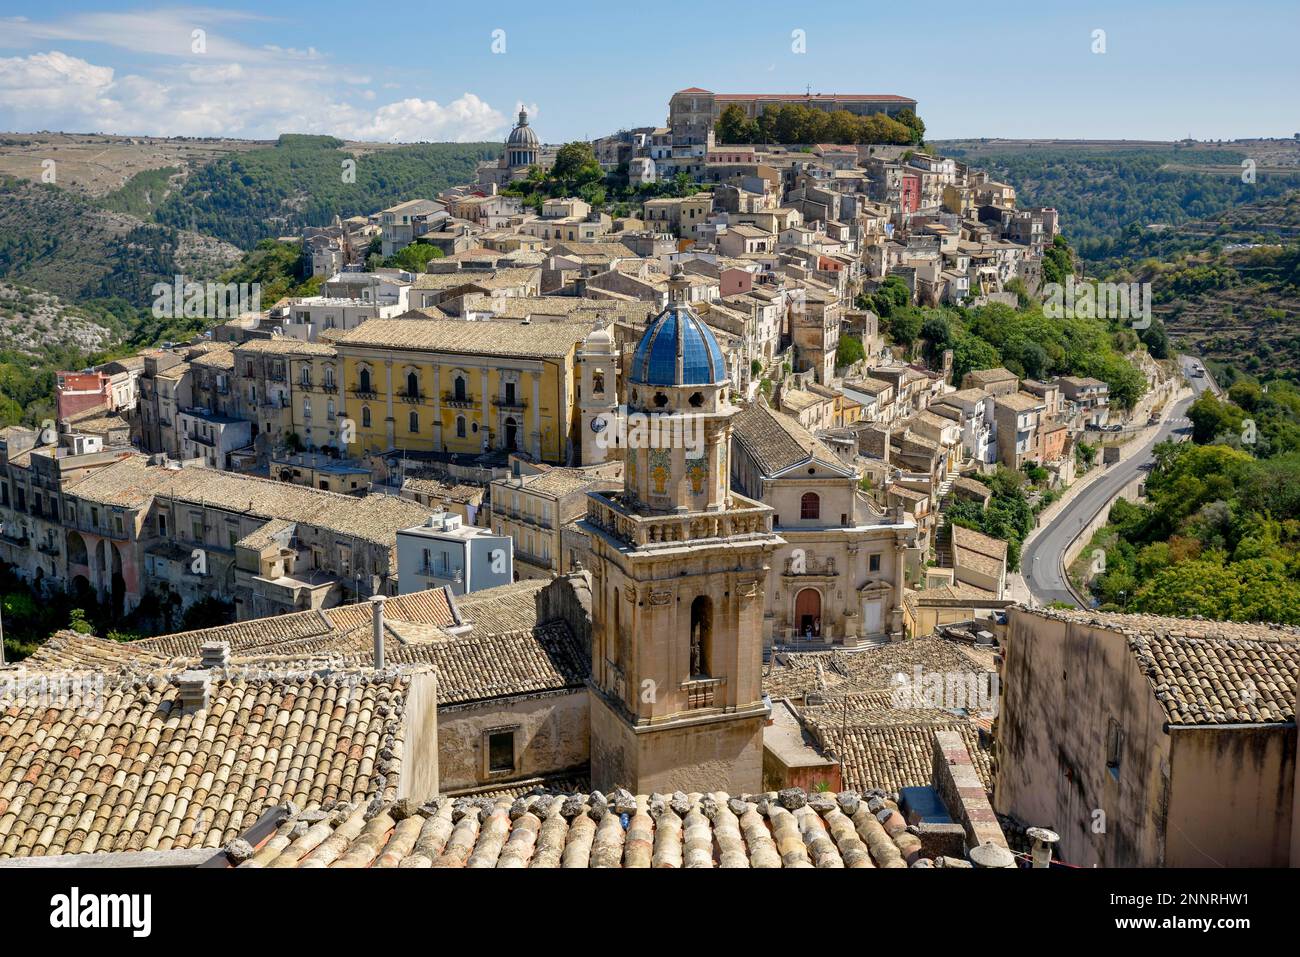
<box><xmin>732</xmin><ymin>401</ymin><xmax>837</xmax><ymax>477</ymax></box>
<box><xmin>951</xmin><ymin>525</ymin><xmax>1007</xmax><ymax>578</ymax></box>
<box><xmin>0</xmin><ymin>666</ymin><xmax>420</xmax><ymax>858</ymax></box>
<box><xmin>453</xmin><ymin>579</ymin><xmax>547</xmax><ymax>634</ymax></box>
<box><xmin>994</xmin><ymin>392</ymin><xmax>1044</xmax><ymax>412</ymax></box>
<box><xmin>337</xmin><ymin>318</ymin><xmax>587</xmax><ymax>359</ymax></box>
<box><xmin>502</xmin><ymin>466</ymin><xmax>615</xmax><ymax>499</ymax></box>
<box><xmin>1016</xmin><ymin>607</ymin><xmax>1300</xmax><ymax>726</ymax></box>
<box><xmin>229</xmin><ymin>786</ymin><xmax>961</xmax><ymax>869</ymax></box>
<box><xmin>18</xmin><ymin>582</ymin><xmax>580</xmax><ymax>711</ymax></box>
<box><xmin>811</xmin><ymin>720</ymin><xmax>992</xmax><ymax>793</ymax></box>
<box><xmin>379</xmin><ymin>623</ymin><xmax>587</xmax><ymax>706</ymax></box>
<box><xmin>66</xmin><ymin>457</ymin><xmax>433</xmax><ymax>546</ymax></box>
<box><xmin>234</xmin><ymin>339</ymin><xmax>339</xmax><ymax>356</ymax></box>
<box><xmin>964</xmin><ymin>367</ymin><xmax>1017</xmax><ymax>386</ymax></box>
<box><xmin>763</xmin><ymin>638</ymin><xmax>991</xmax><ymax>701</ymax></box>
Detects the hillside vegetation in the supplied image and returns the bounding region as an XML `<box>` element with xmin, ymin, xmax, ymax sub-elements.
<box><xmin>153</xmin><ymin>134</ymin><xmax>499</xmax><ymax>247</ymax></box>
<box><xmin>0</xmin><ymin>176</ymin><xmax>241</xmax><ymax>306</ymax></box>
<box><xmin>1078</xmin><ymin>379</ymin><xmax>1300</xmax><ymax>622</ymax></box>
<box><xmin>940</xmin><ymin>141</ymin><xmax>1300</xmax><ymax>265</ymax></box>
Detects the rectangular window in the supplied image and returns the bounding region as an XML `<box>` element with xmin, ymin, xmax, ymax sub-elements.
<box><xmin>487</xmin><ymin>730</ymin><xmax>514</xmax><ymax>773</ymax></box>
<box><xmin>1106</xmin><ymin>718</ymin><xmax>1123</xmax><ymax>778</ymax></box>
<box><xmin>158</xmin><ymin>514</ymin><xmax>167</xmax><ymax>536</ymax></box>
<box><xmin>869</xmin><ymin>553</ymin><xmax>881</xmax><ymax>573</ymax></box>
<box><xmin>192</xmin><ymin>520</ymin><xmax>203</xmax><ymax>540</ymax></box>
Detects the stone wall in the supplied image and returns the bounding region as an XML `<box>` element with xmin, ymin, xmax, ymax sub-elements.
<box><xmin>932</xmin><ymin>729</ymin><xmax>1007</xmax><ymax>850</ymax></box>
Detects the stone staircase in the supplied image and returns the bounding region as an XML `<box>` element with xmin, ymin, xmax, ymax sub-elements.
<box><xmin>934</xmin><ymin>522</ymin><xmax>954</xmax><ymax>569</ymax></box>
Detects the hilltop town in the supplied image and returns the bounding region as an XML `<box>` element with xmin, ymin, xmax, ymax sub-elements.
<box><xmin>0</xmin><ymin>86</ymin><xmax>1294</xmax><ymax>873</ymax></box>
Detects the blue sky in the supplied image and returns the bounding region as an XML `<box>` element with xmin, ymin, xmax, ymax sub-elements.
<box><xmin>0</xmin><ymin>1</ymin><xmax>1296</xmax><ymax>142</ymax></box>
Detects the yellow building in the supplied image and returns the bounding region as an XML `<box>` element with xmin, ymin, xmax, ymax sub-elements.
<box><xmin>333</xmin><ymin>318</ymin><xmax>590</xmax><ymax>464</ymax></box>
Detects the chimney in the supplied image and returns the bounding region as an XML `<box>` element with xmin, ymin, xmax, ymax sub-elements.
<box><xmin>1026</xmin><ymin>826</ymin><xmax>1060</xmax><ymax>868</ymax></box>
<box><xmin>176</xmin><ymin>670</ymin><xmax>211</xmax><ymax>714</ymax></box>
<box><xmin>200</xmin><ymin>640</ymin><xmax>230</xmax><ymax>670</ymax></box>
<box><xmin>371</xmin><ymin>595</ymin><xmax>386</xmax><ymax>669</ymax></box>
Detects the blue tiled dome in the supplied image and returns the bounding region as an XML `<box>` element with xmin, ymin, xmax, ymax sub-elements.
<box><xmin>629</xmin><ymin>302</ymin><xmax>727</xmax><ymax>386</ymax></box>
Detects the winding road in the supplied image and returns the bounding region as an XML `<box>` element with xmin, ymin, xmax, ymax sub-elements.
<box><xmin>1021</xmin><ymin>355</ymin><xmax>1215</xmax><ymax>607</ymax></box>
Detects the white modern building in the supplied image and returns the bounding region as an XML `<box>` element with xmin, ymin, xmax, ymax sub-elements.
<box><xmin>395</xmin><ymin>512</ymin><xmax>513</xmax><ymax>596</ymax></box>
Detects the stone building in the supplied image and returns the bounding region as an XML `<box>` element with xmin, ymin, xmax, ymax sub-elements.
<box><xmin>995</xmin><ymin>606</ymin><xmax>1300</xmax><ymax>867</ymax></box>
<box><xmin>730</xmin><ymin>400</ymin><xmax>914</xmax><ymax>647</ymax></box>
<box><xmin>0</xmin><ymin>451</ymin><xmax>434</xmax><ymax>619</ymax></box>
<box><xmin>581</xmin><ymin>267</ymin><xmax>781</xmax><ymax>794</ymax></box>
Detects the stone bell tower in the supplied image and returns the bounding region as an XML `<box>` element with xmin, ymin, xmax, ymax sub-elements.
<box><xmin>580</xmin><ymin>266</ymin><xmax>782</xmax><ymax>795</ymax></box>
<box><xmin>578</xmin><ymin>322</ymin><xmax>618</xmax><ymax>466</ymax></box>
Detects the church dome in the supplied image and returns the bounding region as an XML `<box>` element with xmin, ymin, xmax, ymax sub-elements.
<box><xmin>506</xmin><ymin>108</ymin><xmax>539</xmax><ymax>147</ymax></box>
<box><xmin>628</xmin><ymin>267</ymin><xmax>727</xmax><ymax>387</ymax></box>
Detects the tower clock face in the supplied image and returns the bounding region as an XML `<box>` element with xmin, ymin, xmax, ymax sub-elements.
<box><xmin>590</xmin><ymin>416</ymin><xmax>607</xmax><ymax>433</ymax></box>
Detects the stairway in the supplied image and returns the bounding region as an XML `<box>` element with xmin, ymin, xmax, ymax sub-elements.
<box><xmin>934</xmin><ymin>522</ymin><xmax>954</xmax><ymax>568</ymax></box>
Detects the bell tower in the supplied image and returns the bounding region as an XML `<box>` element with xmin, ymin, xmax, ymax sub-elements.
<box><xmin>578</xmin><ymin>322</ymin><xmax>618</xmax><ymax>466</ymax></box>
<box><xmin>581</xmin><ymin>267</ymin><xmax>781</xmax><ymax>794</ymax></box>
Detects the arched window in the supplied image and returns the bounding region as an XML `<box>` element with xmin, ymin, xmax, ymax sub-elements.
<box><xmin>454</xmin><ymin>375</ymin><xmax>467</xmax><ymax>401</ymax></box>
<box><xmin>408</xmin><ymin>410</ymin><xmax>419</xmax><ymax>433</ymax></box>
<box><xmin>361</xmin><ymin>406</ymin><xmax>371</xmax><ymax>428</ymax></box>
<box><xmin>324</xmin><ymin>365</ymin><xmax>335</xmax><ymax>388</ymax></box>
<box><xmin>406</xmin><ymin>371</ymin><xmax>419</xmax><ymax>398</ymax></box>
<box><xmin>358</xmin><ymin>367</ymin><xmax>371</xmax><ymax>393</ymax></box>
<box><xmin>456</xmin><ymin>415</ymin><xmax>466</xmax><ymax>438</ymax></box>
<box><xmin>800</xmin><ymin>492</ymin><xmax>820</xmax><ymax>520</ymax></box>
<box><xmin>326</xmin><ymin>398</ymin><xmax>335</xmax><ymax>420</ymax></box>
<box><xmin>689</xmin><ymin>596</ymin><xmax>712</xmax><ymax>677</ymax></box>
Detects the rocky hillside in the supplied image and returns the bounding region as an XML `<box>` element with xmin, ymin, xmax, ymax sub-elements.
<box><xmin>0</xmin><ymin>281</ymin><xmax>122</xmax><ymax>356</ymax></box>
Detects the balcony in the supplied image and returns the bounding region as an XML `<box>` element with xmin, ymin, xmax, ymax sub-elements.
<box><xmin>398</xmin><ymin>390</ymin><xmax>423</xmax><ymax>405</ymax></box>
<box><xmin>492</xmin><ymin>395</ymin><xmax>527</xmax><ymax>411</ymax></box>
<box><xmin>681</xmin><ymin>677</ymin><xmax>724</xmax><ymax>711</ymax></box>
<box><xmin>416</xmin><ymin>563</ymin><xmax>463</xmax><ymax>584</ymax></box>
<box><xmin>442</xmin><ymin>391</ymin><xmax>475</xmax><ymax>409</ymax></box>
<box><xmin>321</xmin><ymin>382</ymin><xmax>338</xmax><ymax>393</ymax></box>
<box><xmin>0</xmin><ymin>526</ymin><xmax>29</xmax><ymax>546</ymax></box>
<box><xmin>352</xmin><ymin>386</ymin><xmax>378</xmax><ymax>400</ymax></box>
<box><xmin>585</xmin><ymin>491</ymin><xmax>772</xmax><ymax>549</ymax></box>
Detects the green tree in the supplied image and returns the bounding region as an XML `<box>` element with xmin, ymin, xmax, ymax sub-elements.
<box><xmin>550</xmin><ymin>142</ymin><xmax>604</xmax><ymax>190</ymax></box>
<box><xmin>836</xmin><ymin>334</ymin><xmax>865</xmax><ymax>368</ymax></box>
<box><xmin>1187</xmin><ymin>391</ymin><xmax>1245</xmax><ymax>445</ymax></box>
<box><xmin>385</xmin><ymin>242</ymin><xmax>443</xmax><ymax>272</ymax></box>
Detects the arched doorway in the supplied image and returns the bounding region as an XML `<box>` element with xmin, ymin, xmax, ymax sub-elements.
<box><xmin>504</xmin><ymin>417</ymin><xmax>518</xmax><ymax>451</ymax></box>
<box><xmin>689</xmin><ymin>595</ymin><xmax>712</xmax><ymax>677</ymax></box>
<box><xmin>110</xmin><ymin>542</ymin><xmax>126</xmax><ymax>618</ymax></box>
<box><xmin>795</xmin><ymin>588</ymin><xmax>822</xmax><ymax>639</ymax></box>
<box><xmin>66</xmin><ymin>530</ymin><xmax>88</xmax><ymax>566</ymax></box>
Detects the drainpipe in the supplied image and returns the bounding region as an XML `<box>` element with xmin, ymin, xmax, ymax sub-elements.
<box><xmin>371</xmin><ymin>594</ymin><xmax>386</xmax><ymax>669</ymax></box>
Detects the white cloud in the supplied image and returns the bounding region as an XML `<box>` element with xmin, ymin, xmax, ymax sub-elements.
<box><xmin>0</xmin><ymin>50</ymin><xmax>508</xmax><ymax>141</ymax></box>
<box><xmin>337</xmin><ymin>94</ymin><xmax>505</xmax><ymax>143</ymax></box>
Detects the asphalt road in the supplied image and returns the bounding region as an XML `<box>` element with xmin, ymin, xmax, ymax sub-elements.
<box><xmin>1022</xmin><ymin>356</ymin><xmax>1214</xmax><ymax>607</ymax></box>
